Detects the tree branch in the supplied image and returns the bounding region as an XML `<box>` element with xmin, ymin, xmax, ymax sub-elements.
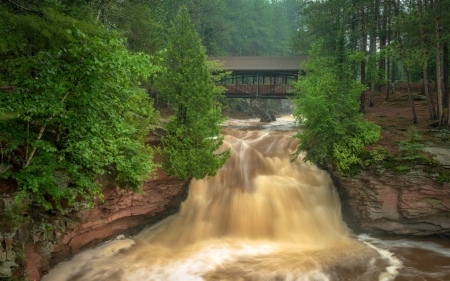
<box><xmin>23</xmin><ymin>83</ymin><xmax>77</xmax><ymax>168</ymax></box>
<box><xmin>4</xmin><ymin>0</ymin><xmax>42</xmax><ymax>15</ymax></box>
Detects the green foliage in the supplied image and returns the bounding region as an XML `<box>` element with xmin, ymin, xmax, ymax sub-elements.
<box><xmin>393</xmin><ymin>165</ymin><xmax>412</xmax><ymax>173</ymax></box>
<box><xmin>396</xmin><ymin>125</ymin><xmax>427</xmax><ymax>162</ymax></box>
<box><xmin>436</xmin><ymin>172</ymin><xmax>450</xmax><ymax>183</ymax></box>
<box><xmin>155</xmin><ymin>6</ymin><xmax>230</xmax><ymax>180</ymax></box>
<box><xmin>103</xmin><ymin>2</ymin><xmax>166</xmax><ymax>54</ymax></box>
<box><xmin>223</xmin><ymin>0</ymin><xmax>291</xmax><ymax>56</ymax></box>
<box><xmin>422</xmin><ymin>157</ymin><xmax>441</xmax><ymax>167</ymax></box>
<box><xmin>206</xmin><ymin>60</ymin><xmax>231</xmax><ymax>96</ymax></box>
<box><xmin>292</xmin><ymin>40</ymin><xmax>381</xmax><ymax>173</ymax></box>
<box><xmin>363</xmin><ymin>145</ymin><xmax>389</xmax><ymax>166</ymax></box>
<box><xmin>0</xmin><ymin>7</ymin><xmax>107</xmax><ymax>56</ymax></box>
<box><xmin>371</xmin><ymin>146</ymin><xmax>389</xmax><ymax>163</ymax></box>
<box><xmin>0</xmin><ymin>10</ymin><xmax>161</xmax><ymax>212</ymax></box>
<box><xmin>0</xmin><ymin>203</ymin><xmax>28</xmax><ymax>233</ymax></box>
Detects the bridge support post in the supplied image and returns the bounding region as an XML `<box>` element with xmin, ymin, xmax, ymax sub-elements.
<box><xmin>256</xmin><ymin>72</ymin><xmax>259</xmax><ymax>98</ymax></box>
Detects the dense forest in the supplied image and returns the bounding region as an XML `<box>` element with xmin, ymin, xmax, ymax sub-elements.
<box><xmin>1</xmin><ymin>0</ymin><xmax>450</xmax><ymax>216</ymax></box>
<box><xmin>0</xmin><ymin>0</ymin><xmax>300</xmax><ymax>57</ymax></box>
<box><xmin>0</xmin><ymin>0</ymin><xmax>302</xmax><ymax>214</ymax></box>
<box><xmin>296</xmin><ymin>0</ymin><xmax>450</xmax><ymax>126</ymax></box>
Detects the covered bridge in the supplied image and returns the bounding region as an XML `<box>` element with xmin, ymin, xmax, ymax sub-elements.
<box><xmin>207</xmin><ymin>56</ymin><xmax>306</xmax><ymax>99</ymax></box>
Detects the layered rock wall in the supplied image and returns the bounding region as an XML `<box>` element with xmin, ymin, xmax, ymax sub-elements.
<box><xmin>24</xmin><ymin>168</ymin><xmax>189</xmax><ymax>281</ymax></box>
<box><xmin>331</xmin><ymin>169</ymin><xmax>450</xmax><ymax>236</ymax></box>
<box><xmin>1</xmin><ymin>130</ymin><xmax>190</xmax><ymax>281</ymax></box>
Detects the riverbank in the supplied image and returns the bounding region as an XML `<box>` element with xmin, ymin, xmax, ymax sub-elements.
<box><xmin>330</xmin><ymin>84</ymin><xmax>450</xmax><ymax>237</ymax></box>
<box><xmin>0</xmin><ymin>131</ymin><xmax>190</xmax><ymax>281</ymax></box>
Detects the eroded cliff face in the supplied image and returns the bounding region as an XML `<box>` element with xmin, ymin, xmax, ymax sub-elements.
<box><xmin>0</xmin><ymin>130</ymin><xmax>190</xmax><ymax>281</ymax></box>
<box><xmin>331</xmin><ymin>169</ymin><xmax>450</xmax><ymax>237</ymax></box>
<box><xmin>23</xmin><ymin>168</ymin><xmax>189</xmax><ymax>281</ymax></box>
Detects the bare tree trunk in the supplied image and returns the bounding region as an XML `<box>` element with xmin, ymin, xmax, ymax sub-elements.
<box><xmin>379</xmin><ymin>0</ymin><xmax>387</xmax><ymax>93</ymax></box>
<box><xmin>96</xmin><ymin>0</ymin><xmax>111</xmax><ymax>22</ymax></box>
<box><xmin>393</xmin><ymin>0</ymin><xmax>418</xmax><ymax>123</ymax></box>
<box><xmin>369</xmin><ymin>0</ymin><xmax>378</xmax><ymax>107</ymax></box>
<box><xmin>360</xmin><ymin>5</ymin><xmax>367</xmax><ymax>113</ymax></box>
<box><xmin>418</xmin><ymin>0</ymin><xmax>437</xmax><ymax>120</ymax></box>
<box><xmin>351</xmin><ymin>5</ymin><xmax>358</xmax><ymax>80</ymax></box>
<box><xmin>424</xmin><ymin>63</ymin><xmax>437</xmax><ymax>120</ymax></box>
<box><xmin>386</xmin><ymin>1</ymin><xmax>391</xmax><ymax>101</ymax></box>
<box><xmin>444</xmin><ymin>44</ymin><xmax>449</xmax><ymax>111</ymax></box>
<box><xmin>24</xmin><ymin>88</ymin><xmax>74</xmax><ymax>168</ymax></box>
<box><xmin>434</xmin><ymin>0</ymin><xmax>445</xmax><ymax>125</ymax></box>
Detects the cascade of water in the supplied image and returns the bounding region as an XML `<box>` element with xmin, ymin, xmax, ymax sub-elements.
<box><xmin>43</xmin><ymin>118</ymin><xmax>400</xmax><ymax>281</ymax></box>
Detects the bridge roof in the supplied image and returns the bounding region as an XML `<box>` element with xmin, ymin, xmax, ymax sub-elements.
<box><xmin>207</xmin><ymin>56</ymin><xmax>306</xmax><ymax>72</ymax></box>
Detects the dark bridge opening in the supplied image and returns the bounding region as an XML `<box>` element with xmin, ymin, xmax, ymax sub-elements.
<box><xmin>208</xmin><ymin>56</ymin><xmax>306</xmax><ymax>99</ymax></box>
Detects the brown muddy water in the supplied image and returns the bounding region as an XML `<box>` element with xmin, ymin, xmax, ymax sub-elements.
<box><xmin>43</xmin><ymin>117</ymin><xmax>450</xmax><ymax>281</ymax></box>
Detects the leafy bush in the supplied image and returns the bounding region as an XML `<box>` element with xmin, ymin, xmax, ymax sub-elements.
<box><xmin>436</xmin><ymin>172</ymin><xmax>450</xmax><ymax>183</ymax></box>
<box><xmin>423</xmin><ymin>157</ymin><xmax>441</xmax><ymax>167</ymax></box>
<box><xmin>364</xmin><ymin>145</ymin><xmax>389</xmax><ymax>166</ymax></box>
<box><xmin>0</xmin><ymin>11</ymin><xmax>160</xmax><ymax>212</ymax></box>
<box><xmin>292</xmin><ymin>40</ymin><xmax>381</xmax><ymax>173</ymax></box>
<box><xmin>0</xmin><ymin>203</ymin><xmax>28</xmax><ymax>233</ymax></box>
<box><xmin>371</xmin><ymin>145</ymin><xmax>389</xmax><ymax>163</ymax></box>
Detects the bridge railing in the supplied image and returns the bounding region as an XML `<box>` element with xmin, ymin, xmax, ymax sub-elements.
<box><xmin>222</xmin><ymin>84</ymin><xmax>294</xmax><ymax>97</ymax></box>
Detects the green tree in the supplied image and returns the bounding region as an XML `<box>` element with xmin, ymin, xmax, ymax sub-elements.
<box><xmin>292</xmin><ymin>40</ymin><xmax>381</xmax><ymax>173</ymax></box>
<box><xmin>224</xmin><ymin>0</ymin><xmax>291</xmax><ymax>56</ymax></box>
<box><xmin>155</xmin><ymin>6</ymin><xmax>230</xmax><ymax>180</ymax></box>
<box><xmin>0</xmin><ymin>9</ymin><xmax>161</xmax><ymax>211</ymax></box>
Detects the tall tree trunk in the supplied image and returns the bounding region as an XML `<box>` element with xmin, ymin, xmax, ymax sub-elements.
<box><xmin>351</xmin><ymin>6</ymin><xmax>358</xmax><ymax>80</ymax></box>
<box><xmin>418</xmin><ymin>0</ymin><xmax>437</xmax><ymax>120</ymax></box>
<box><xmin>385</xmin><ymin>1</ymin><xmax>391</xmax><ymax>101</ymax></box>
<box><xmin>393</xmin><ymin>0</ymin><xmax>418</xmax><ymax>123</ymax></box>
<box><xmin>444</xmin><ymin>44</ymin><xmax>449</xmax><ymax>111</ymax></box>
<box><xmin>378</xmin><ymin>0</ymin><xmax>386</xmax><ymax>93</ymax></box>
<box><xmin>360</xmin><ymin>5</ymin><xmax>367</xmax><ymax>113</ymax></box>
<box><xmin>434</xmin><ymin>0</ymin><xmax>445</xmax><ymax>125</ymax></box>
<box><xmin>369</xmin><ymin>0</ymin><xmax>378</xmax><ymax>107</ymax></box>
<box><xmin>95</xmin><ymin>0</ymin><xmax>111</xmax><ymax>22</ymax></box>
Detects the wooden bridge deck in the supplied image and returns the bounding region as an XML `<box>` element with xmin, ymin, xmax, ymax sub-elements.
<box><xmin>222</xmin><ymin>84</ymin><xmax>295</xmax><ymax>99</ymax></box>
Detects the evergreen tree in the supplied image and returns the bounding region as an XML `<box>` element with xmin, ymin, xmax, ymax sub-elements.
<box><xmin>292</xmin><ymin>40</ymin><xmax>381</xmax><ymax>173</ymax></box>
<box><xmin>155</xmin><ymin>6</ymin><xmax>230</xmax><ymax>180</ymax></box>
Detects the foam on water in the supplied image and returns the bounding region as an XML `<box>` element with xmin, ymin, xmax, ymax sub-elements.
<box><xmin>358</xmin><ymin>235</ymin><xmax>403</xmax><ymax>281</ymax></box>
<box><xmin>42</xmin><ymin>117</ymin><xmax>414</xmax><ymax>281</ymax></box>
<box><xmin>125</xmin><ymin>242</ymin><xmax>276</xmax><ymax>281</ymax></box>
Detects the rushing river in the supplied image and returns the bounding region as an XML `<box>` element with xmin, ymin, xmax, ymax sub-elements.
<box><xmin>44</xmin><ymin>117</ymin><xmax>450</xmax><ymax>281</ymax></box>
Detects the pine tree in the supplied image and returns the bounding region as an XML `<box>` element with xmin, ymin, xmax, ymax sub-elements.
<box><xmin>292</xmin><ymin>40</ymin><xmax>381</xmax><ymax>173</ymax></box>
<box><xmin>155</xmin><ymin>6</ymin><xmax>230</xmax><ymax>180</ymax></box>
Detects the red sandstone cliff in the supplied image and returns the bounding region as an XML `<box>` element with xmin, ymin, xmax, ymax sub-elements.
<box><xmin>332</xmin><ymin>169</ymin><xmax>450</xmax><ymax>237</ymax></box>
<box><xmin>24</xmin><ymin>167</ymin><xmax>189</xmax><ymax>281</ymax></box>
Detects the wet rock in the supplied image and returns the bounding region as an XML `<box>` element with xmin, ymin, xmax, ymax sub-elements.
<box><xmin>259</xmin><ymin>112</ymin><xmax>276</xmax><ymax>122</ymax></box>
<box><xmin>331</xmin><ymin>169</ymin><xmax>450</xmax><ymax>236</ymax></box>
<box><xmin>0</xmin><ymin>233</ymin><xmax>18</xmax><ymax>278</ymax></box>
<box><xmin>229</xmin><ymin>98</ymin><xmax>277</xmax><ymax>121</ymax></box>
<box><xmin>115</xmin><ymin>234</ymin><xmax>125</xmax><ymax>240</ymax></box>
<box><xmin>424</xmin><ymin>142</ymin><xmax>450</xmax><ymax>168</ymax></box>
